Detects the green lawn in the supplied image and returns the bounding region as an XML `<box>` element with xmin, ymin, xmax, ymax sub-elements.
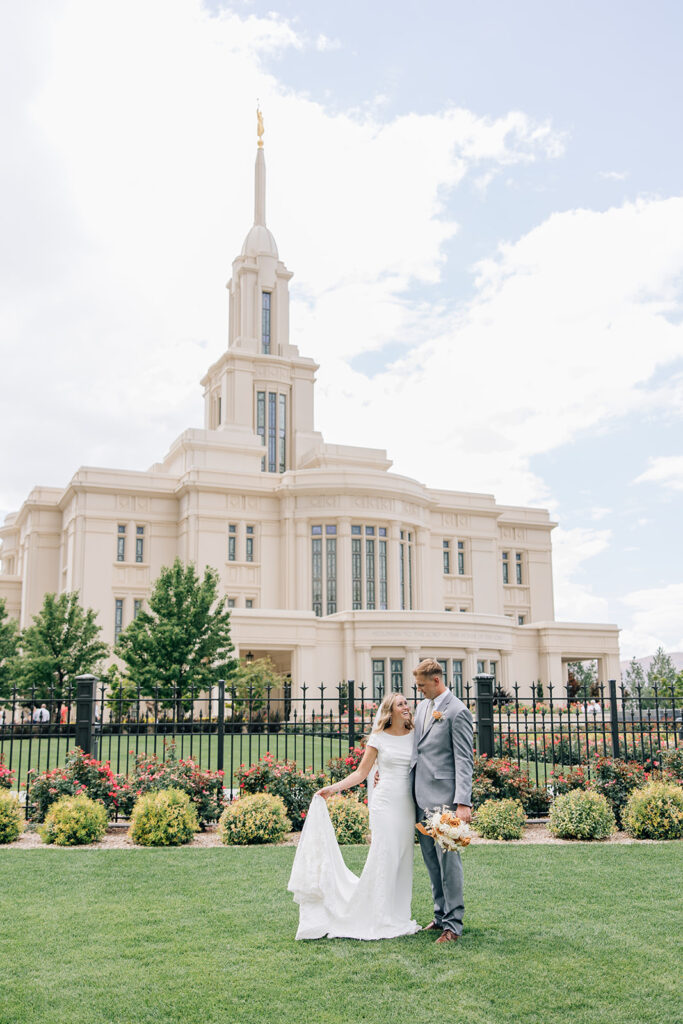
<box><xmin>1</xmin><ymin>730</ymin><xmax>352</xmax><ymax>785</ymax></box>
<box><xmin>0</xmin><ymin>843</ymin><xmax>681</xmax><ymax>1024</ymax></box>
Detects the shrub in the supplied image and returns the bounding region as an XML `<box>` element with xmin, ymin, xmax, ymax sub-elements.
<box><xmin>548</xmin><ymin>766</ymin><xmax>589</xmax><ymax>795</ymax></box>
<box><xmin>326</xmin><ymin>795</ymin><xmax>369</xmax><ymax>844</ymax></box>
<box><xmin>548</xmin><ymin>790</ymin><xmax>616</xmax><ymax>840</ymax></box>
<box><xmin>591</xmin><ymin>757</ymin><xmax>645</xmax><ymax>827</ymax></box>
<box><xmin>236</xmin><ymin>754</ymin><xmax>326</xmax><ymax>830</ymax></box>
<box><xmin>623</xmin><ymin>782</ymin><xmax>683</xmax><ymax>840</ymax></box>
<box><xmin>39</xmin><ymin>794</ymin><xmax>108</xmax><ymax>846</ymax></box>
<box><xmin>0</xmin><ymin>758</ymin><xmax>15</xmax><ymax>790</ymax></box>
<box><xmin>130</xmin><ymin>745</ymin><xmax>225</xmax><ymax>826</ymax></box>
<box><xmin>129</xmin><ymin>788</ymin><xmax>199</xmax><ymax>847</ymax></box>
<box><xmin>26</xmin><ymin>748</ymin><xmax>131</xmax><ymax>822</ymax></box>
<box><xmin>525</xmin><ymin>785</ymin><xmax>551</xmax><ymax>817</ymax></box>
<box><xmin>218</xmin><ymin>793</ymin><xmax>290</xmax><ymax>845</ymax></box>
<box><xmin>642</xmin><ymin>748</ymin><xmax>683</xmax><ymax>785</ymax></box>
<box><xmin>327</xmin><ymin>746</ymin><xmax>365</xmax><ymax>783</ymax></box>
<box><xmin>474</xmin><ymin>798</ymin><xmax>526</xmax><ymax>840</ymax></box>
<box><xmin>472</xmin><ymin>756</ymin><xmax>532</xmax><ymax>810</ymax></box>
<box><xmin>471</xmin><ymin>773</ymin><xmax>497</xmax><ymax>808</ymax></box>
<box><xmin>0</xmin><ymin>790</ymin><xmax>24</xmax><ymax>844</ymax></box>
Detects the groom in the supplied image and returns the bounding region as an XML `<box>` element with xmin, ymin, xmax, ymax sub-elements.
<box><xmin>411</xmin><ymin>658</ymin><xmax>474</xmax><ymax>944</ymax></box>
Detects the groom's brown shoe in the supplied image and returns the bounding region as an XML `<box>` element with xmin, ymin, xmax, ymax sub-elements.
<box><xmin>435</xmin><ymin>930</ymin><xmax>459</xmax><ymax>944</ymax></box>
<box><xmin>424</xmin><ymin>921</ymin><xmax>442</xmax><ymax>931</ymax></box>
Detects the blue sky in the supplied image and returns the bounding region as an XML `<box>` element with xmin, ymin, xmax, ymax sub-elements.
<box><xmin>1</xmin><ymin>0</ymin><xmax>682</xmax><ymax>658</ymax></box>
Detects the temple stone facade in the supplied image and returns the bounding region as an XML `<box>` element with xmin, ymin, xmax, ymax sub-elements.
<box><xmin>0</xmin><ymin>131</ymin><xmax>621</xmax><ymax>697</ymax></box>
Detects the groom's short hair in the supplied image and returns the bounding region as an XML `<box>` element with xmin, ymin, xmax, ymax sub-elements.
<box><xmin>414</xmin><ymin>658</ymin><xmax>443</xmax><ymax>680</ymax></box>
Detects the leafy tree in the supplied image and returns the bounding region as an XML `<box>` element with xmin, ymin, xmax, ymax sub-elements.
<box><xmin>101</xmin><ymin>664</ymin><xmax>138</xmax><ymax>723</ymax></box>
<box><xmin>647</xmin><ymin>647</ymin><xmax>677</xmax><ymax>695</ymax></box>
<box><xmin>116</xmin><ymin>559</ymin><xmax>235</xmax><ymax>713</ymax></box>
<box><xmin>566</xmin><ymin>660</ymin><xmax>598</xmax><ymax>700</ymax></box>
<box><xmin>18</xmin><ymin>592</ymin><xmax>108</xmax><ymax>708</ymax></box>
<box><xmin>228</xmin><ymin>657</ymin><xmax>286</xmax><ymax>726</ymax></box>
<box><xmin>624</xmin><ymin>657</ymin><xmax>646</xmax><ymax>694</ymax></box>
<box><xmin>0</xmin><ymin>598</ymin><xmax>20</xmax><ymax>699</ymax></box>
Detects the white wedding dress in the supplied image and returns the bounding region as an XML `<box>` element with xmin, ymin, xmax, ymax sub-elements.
<box><xmin>288</xmin><ymin>730</ymin><xmax>421</xmax><ymax>940</ymax></box>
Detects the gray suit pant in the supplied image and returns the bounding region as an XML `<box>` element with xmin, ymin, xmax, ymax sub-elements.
<box><xmin>417</xmin><ymin>814</ymin><xmax>465</xmax><ymax>935</ymax></box>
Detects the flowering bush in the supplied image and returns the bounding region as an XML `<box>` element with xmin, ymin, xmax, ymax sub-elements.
<box><xmin>326</xmin><ymin>795</ymin><xmax>369</xmax><ymax>844</ymax></box>
<box><xmin>130</xmin><ymin>744</ymin><xmax>225</xmax><ymax>826</ymax></box>
<box><xmin>129</xmin><ymin>788</ymin><xmax>199</xmax><ymax>846</ymax></box>
<box><xmin>327</xmin><ymin>746</ymin><xmax>365</xmax><ymax>783</ymax></box>
<box><xmin>39</xmin><ymin>794</ymin><xmax>108</xmax><ymax>846</ymax></box>
<box><xmin>548</xmin><ymin>766</ymin><xmax>589</xmax><ymax>796</ymax></box>
<box><xmin>236</xmin><ymin>754</ymin><xmax>326</xmax><ymax>830</ymax></box>
<box><xmin>641</xmin><ymin>748</ymin><xmax>683</xmax><ymax>785</ymax></box>
<box><xmin>218</xmin><ymin>793</ymin><xmax>290</xmax><ymax>845</ymax></box>
<box><xmin>0</xmin><ymin>790</ymin><xmax>24</xmax><ymax>844</ymax></box>
<box><xmin>525</xmin><ymin>785</ymin><xmax>551</xmax><ymax>817</ymax></box>
<box><xmin>474</xmin><ymin>798</ymin><xmax>526</xmax><ymax>840</ymax></box>
<box><xmin>591</xmin><ymin>757</ymin><xmax>645</xmax><ymax>827</ymax></box>
<box><xmin>623</xmin><ymin>782</ymin><xmax>683</xmax><ymax>840</ymax></box>
<box><xmin>0</xmin><ymin>758</ymin><xmax>14</xmax><ymax>790</ymax></box>
<box><xmin>548</xmin><ymin>790</ymin><xmax>615</xmax><ymax>840</ymax></box>
<box><xmin>472</xmin><ymin>756</ymin><xmax>532</xmax><ymax>810</ymax></box>
<box><xmin>26</xmin><ymin>748</ymin><xmax>132</xmax><ymax>823</ymax></box>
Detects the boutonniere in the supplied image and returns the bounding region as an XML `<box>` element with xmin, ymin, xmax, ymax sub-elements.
<box><xmin>432</xmin><ymin>710</ymin><xmax>444</xmax><ymax>722</ymax></box>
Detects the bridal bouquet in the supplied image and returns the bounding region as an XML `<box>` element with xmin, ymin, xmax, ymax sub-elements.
<box><xmin>416</xmin><ymin>809</ymin><xmax>472</xmax><ymax>852</ymax></box>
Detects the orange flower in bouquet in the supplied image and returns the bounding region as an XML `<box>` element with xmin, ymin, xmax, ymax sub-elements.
<box><xmin>416</xmin><ymin>807</ymin><xmax>472</xmax><ymax>852</ymax></box>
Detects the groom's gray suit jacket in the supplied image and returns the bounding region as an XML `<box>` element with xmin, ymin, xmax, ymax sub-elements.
<box><xmin>411</xmin><ymin>690</ymin><xmax>474</xmax><ymax>812</ymax></box>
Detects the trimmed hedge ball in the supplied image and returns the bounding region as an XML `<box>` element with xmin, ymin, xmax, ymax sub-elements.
<box><xmin>548</xmin><ymin>789</ymin><xmax>615</xmax><ymax>840</ymax></box>
<box><xmin>0</xmin><ymin>790</ymin><xmax>25</xmax><ymax>844</ymax></box>
<box><xmin>129</xmin><ymin>788</ymin><xmax>199</xmax><ymax>847</ymax></box>
<box><xmin>474</xmin><ymin>798</ymin><xmax>526</xmax><ymax>840</ymax></box>
<box><xmin>327</xmin><ymin>795</ymin><xmax>369</xmax><ymax>844</ymax></box>
<box><xmin>39</xmin><ymin>794</ymin><xmax>108</xmax><ymax>846</ymax></box>
<box><xmin>623</xmin><ymin>782</ymin><xmax>683</xmax><ymax>840</ymax></box>
<box><xmin>218</xmin><ymin>793</ymin><xmax>291</xmax><ymax>845</ymax></box>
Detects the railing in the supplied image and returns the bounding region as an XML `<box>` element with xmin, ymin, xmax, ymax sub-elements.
<box><xmin>1</xmin><ymin>676</ymin><xmax>680</xmax><ymax>806</ymax></box>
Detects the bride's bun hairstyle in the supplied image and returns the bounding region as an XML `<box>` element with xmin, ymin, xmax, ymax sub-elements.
<box><xmin>371</xmin><ymin>691</ymin><xmax>415</xmax><ymax>733</ymax></box>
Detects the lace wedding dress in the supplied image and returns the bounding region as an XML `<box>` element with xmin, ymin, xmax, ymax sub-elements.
<box><xmin>288</xmin><ymin>730</ymin><xmax>421</xmax><ymax>940</ymax></box>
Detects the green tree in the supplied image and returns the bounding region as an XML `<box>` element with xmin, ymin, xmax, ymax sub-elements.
<box><xmin>626</xmin><ymin>655</ymin><xmax>647</xmax><ymax>704</ymax></box>
<box><xmin>566</xmin><ymin>660</ymin><xmax>598</xmax><ymax>700</ymax></box>
<box><xmin>116</xmin><ymin>559</ymin><xmax>235</xmax><ymax>713</ymax></box>
<box><xmin>18</xmin><ymin>592</ymin><xmax>108</xmax><ymax>708</ymax></box>
<box><xmin>646</xmin><ymin>647</ymin><xmax>679</xmax><ymax>706</ymax></box>
<box><xmin>228</xmin><ymin>657</ymin><xmax>286</xmax><ymax>727</ymax></box>
<box><xmin>647</xmin><ymin>647</ymin><xmax>677</xmax><ymax>692</ymax></box>
<box><xmin>0</xmin><ymin>598</ymin><xmax>20</xmax><ymax>699</ymax></box>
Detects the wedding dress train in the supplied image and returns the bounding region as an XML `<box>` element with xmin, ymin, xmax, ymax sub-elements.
<box><xmin>288</xmin><ymin>730</ymin><xmax>421</xmax><ymax>940</ymax></box>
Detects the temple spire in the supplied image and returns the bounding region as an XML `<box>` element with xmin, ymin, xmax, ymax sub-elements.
<box><xmin>254</xmin><ymin>107</ymin><xmax>266</xmax><ymax>226</ymax></box>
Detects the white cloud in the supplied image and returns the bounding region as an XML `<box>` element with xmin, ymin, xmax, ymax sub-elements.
<box><xmin>619</xmin><ymin>583</ymin><xmax>683</xmax><ymax>657</ymax></box>
<box><xmin>598</xmin><ymin>170</ymin><xmax>628</xmax><ymax>181</ymax></box>
<box><xmin>633</xmin><ymin>455</ymin><xmax>683</xmax><ymax>491</ymax></box>
<box><xmin>551</xmin><ymin>527</ymin><xmax>612</xmax><ymax>623</ymax></box>
<box><xmin>0</xmin><ymin>0</ymin><xmax>565</xmax><ymax>515</ymax></box>
<box><xmin>310</xmin><ymin>196</ymin><xmax>683</xmax><ymax>506</ymax></box>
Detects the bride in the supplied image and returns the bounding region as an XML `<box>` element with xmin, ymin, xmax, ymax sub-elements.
<box><xmin>288</xmin><ymin>691</ymin><xmax>421</xmax><ymax>940</ymax></box>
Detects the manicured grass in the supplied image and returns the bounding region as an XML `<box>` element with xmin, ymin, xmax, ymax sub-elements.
<box><xmin>0</xmin><ymin>843</ymin><xmax>681</xmax><ymax>1024</ymax></box>
<box><xmin>1</xmin><ymin>731</ymin><xmax>352</xmax><ymax>785</ymax></box>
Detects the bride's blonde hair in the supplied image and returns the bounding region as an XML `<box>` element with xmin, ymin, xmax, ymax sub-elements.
<box><xmin>371</xmin><ymin>691</ymin><xmax>414</xmax><ymax>733</ymax></box>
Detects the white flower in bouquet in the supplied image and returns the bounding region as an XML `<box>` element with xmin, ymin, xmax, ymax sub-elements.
<box><xmin>417</xmin><ymin>808</ymin><xmax>472</xmax><ymax>852</ymax></box>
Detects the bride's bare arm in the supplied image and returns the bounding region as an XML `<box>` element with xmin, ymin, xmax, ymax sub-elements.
<box><xmin>315</xmin><ymin>746</ymin><xmax>377</xmax><ymax>799</ymax></box>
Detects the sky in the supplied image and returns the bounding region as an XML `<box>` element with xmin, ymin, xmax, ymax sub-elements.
<box><xmin>1</xmin><ymin>0</ymin><xmax>682</xmax><ymax>659</ymax></box>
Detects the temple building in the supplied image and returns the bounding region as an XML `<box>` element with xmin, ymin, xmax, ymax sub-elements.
<box><xmin>0</xmin><ymin>121</ymin><xmax>621</xmax><ymax>697</ymax></box>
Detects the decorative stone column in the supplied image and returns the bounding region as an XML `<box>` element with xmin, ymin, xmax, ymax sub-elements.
<box><xmin>388</xmin><ymin>523</ymin><xmax>401</xmax><ymax>610</ymax></box>
<box><xmin>295</xmin><ymin>519</ymin><xmax>308</xmax><ymax>610</ymax></box>
<box><xmin>338</xmin><ymin>517</ymin><xmax>352</xmax><ymax>612</ymax></box>
<box><xmin>415</xmin><ymin>528</ymin><xmax>429</xmax><ymax>610</ymax></box>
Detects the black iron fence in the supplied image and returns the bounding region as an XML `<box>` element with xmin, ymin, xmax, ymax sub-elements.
<box><xmin>1</xmin><ymin>675</ymin><xmax>680</xmax><ymax>806</ymax></box>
